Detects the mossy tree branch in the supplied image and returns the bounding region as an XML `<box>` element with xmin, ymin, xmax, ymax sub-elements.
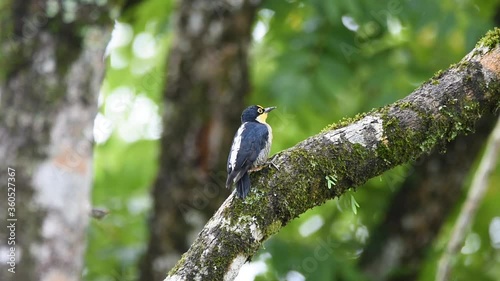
<box><xmin>359</xmin><ymin>112</ymin><xmax>497</xmax><ymax>281</ymax></box>
<box><xmin>139</xmin><ymin>0</ymin><xmax>259</xmax><ymax>280</ymax></box>
<box><xmin>164</xmin><ymin>28</ymin><xmax>500</xmax><ymax>281</ymax></box>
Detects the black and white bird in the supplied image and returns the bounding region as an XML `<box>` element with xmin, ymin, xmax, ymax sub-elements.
<box><xmin>226</xmin><ymin>105</ymin><xmax>277</xmax><ymax>199</ymax></box>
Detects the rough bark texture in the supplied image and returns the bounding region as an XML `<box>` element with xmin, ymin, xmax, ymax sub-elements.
<box><xmin>139</xmin><ymin>1</ymin><xmax>261</xmax><ymax>280</ymax></box>
<box><xmin>359</xmin><ymin>113</ymin><xmax>497</xmax><ymax>281</ymax></box>
<box><xmin>164</xmin><ymin>29</ymin><xmax>500</xmax><ymax>281</ymax></box>
<box><xmin>0</xmin><ymin>1</ymin><xmax>112</xmax><ymax>280</ymax></box>
<box><xmin>360</xmin><ymin>17</ymin><xmax>500</xmax><ymax>281</ymax></box>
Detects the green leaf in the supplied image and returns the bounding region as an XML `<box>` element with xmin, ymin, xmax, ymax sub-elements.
<box><xmin>350</xmin><ymin>194</ymin><xmax>360</xmax><ymax>215</ymax></box>
<box><xmin>325</xmin><ymin>175</ymin><xmax>337</xmax><ymax>189</ymax></box>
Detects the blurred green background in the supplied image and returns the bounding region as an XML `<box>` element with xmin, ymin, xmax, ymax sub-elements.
<box><xmin>85</xmin><ymin>0</ymin><xmax>500</xmax><ymax>280</ymax></box>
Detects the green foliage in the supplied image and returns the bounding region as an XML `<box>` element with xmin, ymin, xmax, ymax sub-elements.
<box><xmin>85</xmin><ymin>137</ymin><xmax>159</xmax><ymax>280</ymax></box>
<box><xmin>418</xmin><ymin>163</ymin><xmax>500</xmax><ymax>281</ymax></box>
<box><xmin>477</xmin><ymin>27</ymin><xmax>500</xmax><ymax>49</ymax></box>
<box><xmin>84</xmin><ymin>0</ymin><xmax>500</xmax><ymax>280</ymax></box>
<box><xmin>248</xmin><ymin>0</ymin><xmax>500</xmax><ymax>279</ymax></box>
<box><xmin>84</xmin><ymin>0</ymin><xmax>171</xmax><ymax>279</ymax></box>
<box><xmin>325</xmin><ymin>174</ymin><xmax>337</xmax><ymax>189</ymax></box>
<box><xmin>350</xmin><ymin>194</ymin><xmax>360</xmax><ymax>215</ymax></box>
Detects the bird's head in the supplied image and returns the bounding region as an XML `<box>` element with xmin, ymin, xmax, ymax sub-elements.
<box><xmin>241</xmin><ymin>105</ymin><xmax>277</xmax><ymax>124</ymax></box>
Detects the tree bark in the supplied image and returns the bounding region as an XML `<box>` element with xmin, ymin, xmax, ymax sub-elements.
<box><xmin>164</xmin><ymin>29</ymin><xmax>500</xmax><ymax>281</ymax></box>
<box><xmin>0</xmin><ymin>1</ymin><xmax>112</xmax><ymax>280</ymax></box>
<box><xmin>139</xmin><ymin>1</ymin><xmax>261</xmax><ymax>280</ymax></box>
<box><xmin>360</xmin><ymin>17</ymin><xmax>500</xmax><ymax>281</ymax></box>
<box><xmin>359</xmin><ymin>13</ymin><xmax>500</xmax><ymax>281</ymax></box>
<box><xmin>359</xmin><ymin>113</ymin><xmax>497</xmax><ymax>281</ymax></box>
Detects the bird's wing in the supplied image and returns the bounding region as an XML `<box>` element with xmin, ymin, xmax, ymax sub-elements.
<box><xmin>235</xmin><ymin>123</ymin><xmax>269</xmax><ymax>168</ymax></box>
<box><xmin>226</xmin><ymin>123</ymin><xmax>268</xmax><ymax>184</ymax></box>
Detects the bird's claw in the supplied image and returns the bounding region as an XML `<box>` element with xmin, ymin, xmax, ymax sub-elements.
<box><xmin>268</xmin><ymin>160</ymin><xmax>279</xmax><ymax>170</ymax></box>
<box><xmin>249</xmin><ymin>159</ymin><xmax>280</xmax><ymax>173</ymax></box>
<box><xmin>264</xmin><ymin>155</ymin><xmax>280</xmax><ymax>171</ymax></box>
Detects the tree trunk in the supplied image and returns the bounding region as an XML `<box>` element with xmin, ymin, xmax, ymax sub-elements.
<box><xmin>164</xmin><ymin>29</ymin><xmax>500</xmax><ymax>281</ymax></box>
<box><xmin>0</xmin><ymin>1</ymin><xmax>112</xmax><ymax>280</ymax></box>
<box><xmin>139</xmin><ymin>1</ymin><xmax>261</xmax><ymax>280</ymax></box>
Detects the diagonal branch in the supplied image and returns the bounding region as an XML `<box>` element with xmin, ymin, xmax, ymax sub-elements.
<box><xmin>164</xmin><ymin>29</ymin><xmax>500</xmax><ymax>281</ymax></box>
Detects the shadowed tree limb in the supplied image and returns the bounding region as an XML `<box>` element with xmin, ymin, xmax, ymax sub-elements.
<box><xmin>360</xmin><ymin>15</ymin><xmax>500</xmax><ymax>281</ymax></box>
<box><xmin>359</xmin><ymin>113</ymin><xmax>497</xmax><ymax>281</ymax></box>
<box><xmin>436</xmin><ymin>114</ymin><xmax>500</xmax><ymax>281</ymax></box>
<box><xmin>165</xmin><ymin>29</ymin><xmax>500</xmax><ymax>281</ymax></box>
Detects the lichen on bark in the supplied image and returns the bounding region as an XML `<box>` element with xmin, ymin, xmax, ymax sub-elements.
<box><xmin>0</xmin><ymin>1</ymin><xmax>113</xmax><ymax>281</ymax></box>
<box><xmin>164</xmin><ymin>29</ymin><xmax>500</xmax><ymax>281</ymax></box>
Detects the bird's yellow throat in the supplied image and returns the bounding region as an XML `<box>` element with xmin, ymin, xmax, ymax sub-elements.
<box><xmin>256</xmin><ymin>113</ymin><xmax>268</xmax><ymax>124</ymax></box>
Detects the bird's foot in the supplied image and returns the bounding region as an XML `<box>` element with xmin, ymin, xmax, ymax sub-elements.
<box><xmin>249</xmin><ymin>158</ymin><xmax>280</xmax><ymax>173</ymax></box>
<box><xmin>269</xmin><ymin>160</ymin><xmax>280</xmax><ymax>170</ymax></box>
<box><xmin>267</xmin><ymin>155</ymin><xmax>280</xmax><ymax>171</ymax></box>
<box><xmin>248</xmin><ymin>165</ymin><xmax>265</xmax><ymax>172</ymax></box>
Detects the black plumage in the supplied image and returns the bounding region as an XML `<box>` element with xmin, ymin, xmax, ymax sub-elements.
<box><xmin>226</xmin><ymin>105</ymin><xmax>275</xmax><ymax>199</ymax></box>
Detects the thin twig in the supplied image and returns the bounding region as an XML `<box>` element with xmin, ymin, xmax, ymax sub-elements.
<box><xmin>436</xmin><ymin>114</ymin><xmax>500</xmax><ymax>281</ymax></box>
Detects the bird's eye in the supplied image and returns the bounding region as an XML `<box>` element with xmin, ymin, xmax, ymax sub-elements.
<box><xmin>257</xmin><ymin>108</ymin><xmax>264</xmax><ymax>114</ymax></box>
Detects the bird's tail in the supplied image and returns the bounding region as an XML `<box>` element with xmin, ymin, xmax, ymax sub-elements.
<box><xmin>236</xmin><ymin>172</ymin><xmax>251</xmax><ymax>199</ymax></box>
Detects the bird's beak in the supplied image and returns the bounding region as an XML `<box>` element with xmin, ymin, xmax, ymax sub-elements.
<box><xmin>264</xmin><ymin>106</ymin><xmax>277</xmax><ymax>113</ymax></box>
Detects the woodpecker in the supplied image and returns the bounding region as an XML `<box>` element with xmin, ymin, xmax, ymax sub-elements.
<box><xmin>226</xmin><ymin>105</ymin><xmax>277</xmax><ymax>199</ymax></box>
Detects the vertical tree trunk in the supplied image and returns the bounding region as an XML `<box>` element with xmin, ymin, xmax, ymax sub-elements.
<box><xmin>359</xmin><ymin>114</ymin><xmax>497</xmax><ymax>281</ymax></box>
<box><xmin>139</xmin><ymin>1</ymin><xmax>261</xmax><ymax>280</ymax></box>
<box><xmin>0</xmin><ymin>1</ymin><xmax>112</xmax><ymax>280</ymax></box>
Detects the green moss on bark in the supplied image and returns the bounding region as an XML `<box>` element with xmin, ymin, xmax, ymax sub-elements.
<box><xmin>166</xmin><ymin>28</ymin><xmax>500</xmax><ymax>281</ymax></box>
<box><xmin>477</xmin><ymin>27</ymin><xmax>500</xmax><ymax>49</ymax></box>
<box><xmin>321</xmin><ymin>112</ymin><xmax>369</xmax><ymax>132</ymax></box>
